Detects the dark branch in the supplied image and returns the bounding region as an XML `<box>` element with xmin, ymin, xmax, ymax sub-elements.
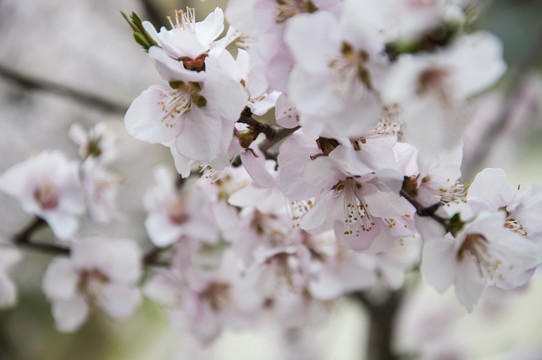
<box><xmin>238</xmin><ymin>113</ymin><xmax>276</xmax><ymax>139</ymax></box>
<box><xmin>142</xmin><ymin>245</ymin><xmax>171</xmax><ymax>267</ymax></box>
<box><xmin>399</xmin><ymin>188</ymin><xmax>449</xmax><ymax>229</ymax></box>
<box><xmin>13</xmin><ymin>217</ymin><xmax>71</xmax><ymax>257</ymax></box>
<box><xmin>352</xmin><ymin>290</ymin><xmax>403</xmax><ymax>360</ymax></box>
<box><xmin>0</xmin><ymin>64</ymin><xmax>128</xmax><ymax>114</ymax></box>
<box><xmin>259</xmin><ymin>126</ymin><xmax>301</xmax><ymax>154</ymax></box>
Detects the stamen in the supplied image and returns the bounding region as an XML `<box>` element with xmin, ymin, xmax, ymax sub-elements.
<box><xmin>505</xmin><ymin>218</ymin><xmax>528</xmax><ymax>237</ymax></box>
<box><xmin>34</xmin><ymin>182</ymin><xmax>59</xmax><ymax>210</ymax></box>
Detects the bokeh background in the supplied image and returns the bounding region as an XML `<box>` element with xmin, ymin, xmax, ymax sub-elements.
<box><xmin>1</xmin><ymin>0</ymin><xmax>542</xmax><ymax>359</ymax></box>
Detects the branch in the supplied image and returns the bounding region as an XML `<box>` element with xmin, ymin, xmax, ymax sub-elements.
<box><xmin>352</xmin><ymin>290</ymin><xmax>403</xmax><ymax>360</ymax></box>
<box><xmin>461</xmin><ymin>22</ymin><xmax>542</xmax><ymax>179</ymax></box>
<box><xmin>142</xmin><ymin>245</ymin><xmax>171</xmax><ymax>267</ymax></box>
<box><xmin>259</xmin><ymin>126</ymin><xmax>300</xmax><ymax>154</ymax></box>
<box><xmin>399</xmin><ymin>188</ymin><xmax>448</xmax><ymax>229</ymax></box>
<box><xmin>13</xmin><ymin>217</ymin><xmax>171</xmax><ymax>268</ymax></box>
<box><xmin>235</xmin><ymin>110</ymin><xmax>300</xmax><ymax>159</ymax></box>
<box><xmin>0</xmin><ymin>64</ymin><xmax>128</xmax><ymax>114</ymax></box>
<box><xmin>13</xmin><ymin>217</ymin><xmax>71</xmax><ymax>257</ymax></box>
<box><xmin>237</xmin><ymin>113</ymin><xmax>276</xmax><ymax>139</ymax></box>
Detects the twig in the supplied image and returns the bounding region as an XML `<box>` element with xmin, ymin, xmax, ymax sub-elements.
<box><xmin>259</xmin><ymin>126</ymin><xmax>300</xmax><ymax>154</ymax></box>
<box><xmin>142</xmin><ymin>245</ymin><xmax>171</xmax><ymax>267</ymax></box>
<box><xmin>237</xmin><ymin>113</ymin><xmax>276</xmax><ymax>139</ymax></box>
<box><xmin>0</xmin><ymin>64</ymin><xmax>128</xmax><ymax>114</ymax></box>
<box><xmin>13</xmin><ymin>217</ymin><xmax>71</xmax><ymax>257</ymax></box>
<box><xmin>399</xmin><ymin>189</ymin><xmax>448</xmax><ymax>229</ymax></box>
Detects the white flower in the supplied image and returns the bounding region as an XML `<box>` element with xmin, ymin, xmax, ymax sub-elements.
<box><xmin>285</xmin><ymin>10</ymin><xmax>383</xmax><ymax>138</ymax></box>
<box><xmin>79</xmin><ymin>158</ymin><xmax>122</xmax><ymax>223</ymax></box>
<box><xmin>42</xmin><ymin>237</ymin><xmax>142</xmax><ymax>332</ymax></box>
<box><xmin>69</xmin><ymin>122</ymin><xmax>119</xmax><ymax>163</ymax></box>
<box><xmin>420</xmin><ymin>212</ymin><xmax>542</xmax><ymax>311</ymax></box>
<box><xmin>143</xmin><ymin>166</ymin><xmax>220</xmax><ymax>247</ymax></box>
<box><xmin>0</xmin><ymin>151</ymin><xmax>85</xmax><ymax>239</ymax></box>
<box><xmin>124</xmin><ymin>68</ymin><xmax>247</xmax><ymax>172</ymax></box>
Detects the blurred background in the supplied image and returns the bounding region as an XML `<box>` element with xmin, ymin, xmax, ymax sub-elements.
<box><xmin>0</xmin><ymin>0</ymin><xmax>542</xmax><ymax>359</ymax></box>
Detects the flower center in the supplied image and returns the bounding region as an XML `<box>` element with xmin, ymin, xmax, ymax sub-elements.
<box><xmin>200</xmin><ymin>282</ymin><xmax>231</xmax><ymax>311</ymax></box>
<box><xmin>274</xmin><ymin>0</ymin><xmax>318</xmax><ymax>23</ymax></box>
<box><xmin>329</xmin><ymin>43</ymin><xmax>372</xmax><ymax>99</ymax></box>
<box><xmin>459</xmin><ymin>233</ymin><xmax>503</xmax><ymax>278</ymax></box>
<box><xmin>338</xmin><ymin>180</ymin><xmax>375</xmax><ymax>235</ymax></box>
<box><xmin>168</xmin><ymin>198</ymin><xmax>189</xmax><ymax>225</ymax></box>
<box><xmin>158</xmin><ymin>82</ymin><xmax>206</xmax><ymax>128</ymax></box>
<box><xmin>34</xmin><ymin>182</ymin><xmax>59</xmax><ymax>210</ymax></box>
<box><xmin>79</xmin><ymin>269</ymin><xmax>109</xmax><ymax>303</ymax></box>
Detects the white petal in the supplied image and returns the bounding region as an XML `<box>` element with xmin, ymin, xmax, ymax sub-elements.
<box><xmin>468</xmin><ymin>168</ymin><xmax>514</xmax><ymax>212</ymax></box>
<box><xmin>45</xmin><ymin>212</ymin><xmax>79</xmax><ymax>240</ymax></box>
<box><xmin>145</xmin><ymin>213</ymin><xmax>184</xmax><ymax>248</ymax></box>
<box><xmin>124</xmin><ymin>85</ymin><xmax>185</xmax><ymax>145</ymax></box>
<box><xmin>52</xmin><ymin>295</ymin><xmax>89</xmax><ymax>332</ymax></box>
<box><xmin>285</xmin><ymin>12</ymin><xmax>340</xmax><ymax>73</ymax></box>
<box><xmin>42</xmin><ymin>258</ymin><xmax>79</xmax><ymax>300</ymax></box>
<box><xmin>201</xmin><ymin>69</ymin><xmax>247</xmax><ymax>123</ymax></box>
<box><xmin>175</xmin><ymin>107</ymin><xmax>223</xmax><ymax>162</ymax></box>
<box><xmin>300</xmin><ymin>191</ymin><xmax>335</xmax><ymax>230</ymax></box>
<box><xmin>97</xmin><ymin>283</ymin><xmax>141</xmax><ymax>319</ymax></box>
<box><xmin>240</xmin><ymin>151</ymin><xmax>275</xmax><ymax>188</ymax></box>
<box><xmin>455</xmin><ymin>253</ymin><xmax>486</xmax><ymax>312</ymax></box>
<box><xmin>195</xmin><ymin>8</ymin><xmax>225</xmax><ymax>47</ymax></box>
<box><xmin>420</xmin><ymin>232</ymin><xmax>457</xmax><ymax>293</ymax></box>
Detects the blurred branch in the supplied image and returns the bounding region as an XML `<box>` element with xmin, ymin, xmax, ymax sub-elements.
<box><xmin>13</xmin><ymin>217</ymin><xmax>71</xmax><ymax>257</ymax></box>
<box><xmin>0</xmin><ymin>64</ymin><xmax>128</xmax><ymax>114</ymax></box>
<box><xmin>461</xmin><ymin>22</ymin><xmax>542</xmax><ymax>179</ymax></box>
<box><xmin>14</xmin><ymin>217</ymin><xmax>171</xmax><ymax>268</ymax></box>
<box><xmin>352</xmin><ymin>290</ymin><xmax>403</xmax><ymax>360</ymax></box>
<box><xmin>142</xmin><ymin>245</ymin><xmax>171</xmax><ymax>267</ymax></box>
<box><xmin>140</xmin><ymin>0</ymin><xmax>168</xmax><ymax>28</ymax></box>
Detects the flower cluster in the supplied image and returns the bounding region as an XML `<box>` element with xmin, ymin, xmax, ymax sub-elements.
<box><xmin>1</xmin><ymin>0</ymin><xmax>542</xmax><ymax>351</ymax></box>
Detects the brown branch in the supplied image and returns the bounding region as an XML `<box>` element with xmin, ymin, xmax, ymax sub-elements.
<box><xmin>142</xmin><ymin>245</ymin><xmax>171</xmax><ymax>267</ymax></box>
<box><xmin>0</xmin><ymin>64</ymin><xmax>128</xmax><ymax>114</ymax></box>
<box><xmin>237</xmin><ymin>113</ymin><xmax>276</xmax><ymax>139</ymax></box>
<box><xmin>259</xmin><ymin>126</ymin><xmax>300</xmax><ymax>154</ymax></box>
<box><xmin>399</xmin><ymin>188</ymin><xmax>448</xmax><ymax>229</ymax></box>
<box><xmin>352</xmin><ymin>290</ymin><xmax>403</xmax><ymax>360</ymax></box>
<box><xmin>13</xmin><ymin>217</ymin><xmax>71</xmax><ymax>257</ymax></box>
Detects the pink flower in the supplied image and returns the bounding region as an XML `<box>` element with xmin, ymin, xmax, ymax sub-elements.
<box><xmin>124</xmin><ymin>68</ymin><xmax>247</xmax><ymax>172</ymax></box>
<box><xmin>42</xmin><ymin>237</ymin><xmax>142</xmax><ymax>332</ymax></box>
<box><xmin>0</xmin><ymin>151</ymin><xmax>85</xmax><ymax>239</ymax></box>
<box><xmin>420</xmin><ymin>211</ymin><xmax>542</xmax><ymax>311</ymax></box>
<box><xmin>143</xmin><ymin>166</ymin><xmax>220</xmax><ymax>247</ymax></box>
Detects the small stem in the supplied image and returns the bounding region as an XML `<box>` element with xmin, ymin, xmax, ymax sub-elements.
<box><xmin>399</xmin><ymin>189</ymin><xmax>448</xmax><ymax>229</ymax></box>
<box><xmin>237</xmin><ymin>113</ymin><xmax>276</xmax><ymax>139</ymax></box>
